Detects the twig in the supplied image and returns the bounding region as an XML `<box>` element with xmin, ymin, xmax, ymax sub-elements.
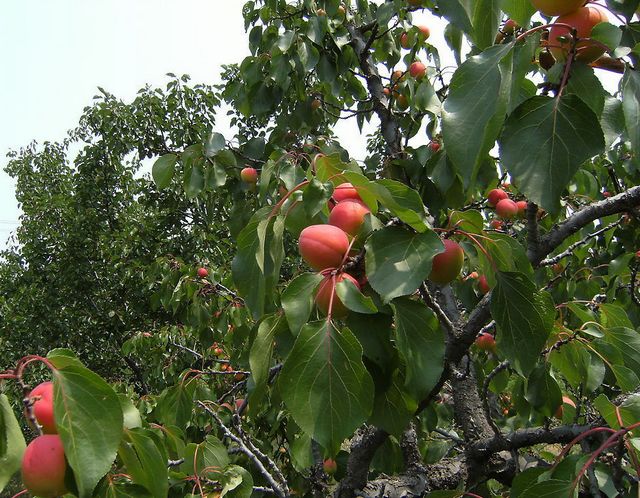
<box><xmin>197</xmin><ymin>401</ymin><xmax>289</xmax><ymax>498</ymax></box>
<box><xmin>539</xmin><ymin>220</ymin><xmax>621</xmax><ymax>266</ymax></box>
<box><xmin>419</xmin><ymin>283</ymin><xmax>455</xmax><ymax>334</ymax></box>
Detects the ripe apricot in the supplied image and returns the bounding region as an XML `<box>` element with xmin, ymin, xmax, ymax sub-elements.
<box><xmin>429</xmin><ymin>239</ymin><xmax>464</xmax><ymax>284</ymax></box>
<box><xmin>409</xmin><ymin>61</ymin><xmax>426</xmax><ymax>79</ymax></box>
<box><xmin>531</xmin><ymin>0</ymin><xmax>585</xmax><ymax>17</ymax></box>
<box><xmin>496</xmin><ymin>199</ymin><xmax>519</xmax><ymax>219</ymax></box>
<box><xmin>315</xmin><ymin>272</ymin><xmax>359</xmax><ymax>318</ymax></box>
<box><xmin>299</xmin><ymin>225</ymin><xmax>350</xmax><ymax>271</ymax></box>
<box><xmin>487</xmin><ymin>188</ymin><xmax>508</xmax><ymax>207</ymax></box>
<box><xmin>549</xmin><ymin>6</ymin><xmax>609</xmax><ymax>62</ymax></box>
<box><xmin>555</xmin><ymin>395</ymin><xmax>576</xmax><ymax>418</ymax></box>
<box><xmin>475</xmin><ymin>332</ymin><xmax>496</xmax><ymax>353</ymax></box>
<box><xmin>332</xmin><ymin>183</ymin><xmax>362</xmax><ymax>203</ymax></box>
<box><xmin>478</xmin><ymin>275</ymin><xmax>490</xmax><ymax>294</ymax></box>
<box><xmin>28</xmin><ymin>381</ymin><xmax>56</xmax><ymax>434</ymax></box>
<box><xmin>22</xmin><ymin>435</ymin><xmax>67</xmax><ymax>497</ymax></box>
<box><xmin>328</xmin><ymin>200</ymin><xmax>370</xmax><ymax>237</ymax></box>
<box><xmin>240</xmin><ymin>167</ymin><xmax>258</xmax><ymax>183</ymax></box>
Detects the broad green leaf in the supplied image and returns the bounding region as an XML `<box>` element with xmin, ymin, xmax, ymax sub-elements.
<box><xmin>119</xmin><ymin>394</ymin><xmax>142</xmax><ymax>429</ymax></box>
<box><xmin>155</xmin><ymin>379</ymin><xmax>196</xmax><ymax>427</ymax></box>
<box><xmin>205</xmin><ymin>132</ymin><xmax>225</xmax><ymax>157</ymax></box>
<box><xmin>365</xmin><ymin>227</ymin><xmax>443</xmax><ymax>303</ymax></box>
<box><xmin>181</xmin><ymin>435</ymin><xmax>230</xmax><ymax>476</ymax></box>
<box><xmin>524</xmin><ymin>363</ymin><xmax>562</xmax><ymax>418</ymax></box>
<box><xmin>232</xmin><ymin>208</ymin><xmax>285</xmax><ymax>319</ymax></box>
<box><xmin>249</xmin><ymin>314</ymin><xmax>281</xmax><ymax>406</ymax></box>
<box><xmin>515</xmin><ymin>478</ymin><xmax>573</xmax><ymax>498</ymax></box>
<box><xmin>50</xmin><ymin>359</ymin><xmax>123</xmax><ymax>498</ymax></box>
<box><xmin>565</xmin><ymin>63</ymin><xmax>605</xmax><ymax>117</ymax></box>
<box><xmin>207</xmin><ymin>159</ymin><xmax>227</xmax><ymax>189</ymax></box>
<box><xmin>369</xmin><ymin>372</ymin><xmax>417</xmax><ymax>436</ymax></box>
<box><xmin>467</xmin><ymin>0</ymin><xmax>503</xmax><ymax>50</ymax></box>
<box><xmin>492</xmin><ymin>272</ymin><xmax>555</xmax><ymax>376</ymax></box>
<box><xmin>502</xmin><ymin>0</ymin><xmax>536</xmax><ymax>27</ymax></box>
<box><xmin>601</xmin><ymin>96</ymin><xmax>625</xmax><ymax>147</ymax></box>
<box><xmin>499</xmin><ymin>95</ymin><xmax>605</xmax><ymax>213</ymax></box>
<box><xmin>183</xmin><ymin>156</ymin><xmax>205</xmax><ymax>199</ymax></box>
<box><xmin>279</xmin><ymin>321</ymin><xmax>374</xmax><ymax>453</ymax></box>
<box><xmin>438</xmin><ymin>0</ymin><xmax>473</xmax><ymax>35</ymax></box>
<box><xmin>151</xmin><ymin>154</ymin><xmax>177</xmax><ymax>189</ymax></box>
<box><xmin>220</xmin><ymin>464</ymin><xmax>254</xmax><ymax>498</ymax></box>
<box><xmin>603</xmin><ymin>327</ymin><xmax>640</xmax><ymax>379</ymax></box>
<box><xmin>336</xmin><ymin>278</ymin><xmax>377</xmax><ymax>314</ymax></box>
<box><xmin>375</xmin><ymin>179</ymin><xmax>430</xmax><ymax>232</ymax></box>
<box><xmin>118</xmin><ymin>428</ymin><xmax>168</xmax><ymax>498</ymax></box>
<box><xmin>94</xmin><ymin>481</ymin><xmax>152</xmax><ymax>498</ymax></box>
<box><xmin>282</xmin><ymin>272</ymin><xmax>323</xmax><ymax>335</ymax></box>
<box><xmin>622</xmin><ymin>68</ymin><xmax>640</xmax><ymax>159</ymax></box>
<box><xmin>314</xmin><ymin>153</ymin><xmax>361</xmax><ymax>183</ymax></box>
<box><xmin>591</xmin><ymin>22</ymin><xmax>622</xmax><ymax>53</ymax></box>
<box><xmin>0</xmin><ymin>394</ymin><xmax>26</xmax><ymax>492</ymax></box>
<box><xmin>392</xmin><ymin>298</ymin><xmax>445</xmax><ymax>399</ymax></box>
<box><xmin>442</xmin><ymin>43</ymin><xmax>513</xmax><ymax>187</ymax></box>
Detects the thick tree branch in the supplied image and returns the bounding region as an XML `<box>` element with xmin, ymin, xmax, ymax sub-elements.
<box><xmin>530</xmin><ymin>186</ymin><xmax>640</xmax><ymax>266</ymax></box>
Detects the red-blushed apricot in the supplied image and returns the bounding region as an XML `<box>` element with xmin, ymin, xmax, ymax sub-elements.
<box><xmin>475</xmin><ymin>332</ymin><xmax>496</xmax><ymax>353</ymax></box>
<box><xmin>478</xmin><ymin>275</ymin><xmax>490</xmax><ymax>295</ymax></box>
<box><xmin>549</xmin><ymin>6</ymin><xmax>609</xmax><ymax>63</ymax></box>
<box><xmin>299</xmin><ymin>225</ymin><xmax>350</xmax><ymax>271</ymax></box>
<box><xmin>516</xmin><ymin>200</ymin><xmax>527</xmax><ymax>218</ymax></box>
<box><xmin>429</xmin><ymin>141</ymin><xmax>441</xmax><ymax>152</ymax></box>
<box><xmin>323</xmin><ymin>458</ymin><xmax>337</xmax><ymax>475</ymax></box>
<box><xmin>400</xmin><ymin>32</ymin><xmax>410</xmax><ymax>49</ymax></box>
<box><xmin>332</xmin><ymin>182</ymin><xmax>362</xmax><ymax>203</ymax></box>
<box><xmin>417</xmin><ymin>25</ymin><xmax>430</xmax><ymax>40</ymax></box>
<box><xmin>328</xmin><ymin>200</ymin><xmax>371</xmax><ymax>237</ymax></box>
<box><xmin>555</xmin><ymin>395</ymin><xmax>576</xmax><ymax>418</ymax></box>
<box><xmin>490</xmin><ymin>219</ymin><xmax>504</xmax><ymax>230</ymax></box>
<box><xmin>396</xmin><ymin>94</ymin><xmax>409</xmax><ymax>110</ymax></box>
<box><xmin>197</xmin><ymin>267</ymin><xmax>208</xmax><ymax>278</ymax></box>
<box><xmin>487</xmin><ymin>188</ymin><xmax>509</xmax><ymax>207</ymax></box>
<box><xmin>409</xmin><ymin>61</ymin><xmax>426</xmax><ymax>79</ymax></box>
<box><xmin>28</xmin><ymin>381</ymin><xmax>56</xmax><ymax>434</ymax></box>
<box><xmin>391</xmin><ymin>70</ymin><xmax>405</xmax><ymax>83</ymax></box>
<box><xmin>496</xmin><ymin>199</ymin><xmax>519</xmax><ymax>219</ymax></box>
<box><xmin>503</xmin><ymin>19</ymin><xmax>518</xmax><ymax>34</ymax></box>
<box><xmin>240</xmin><ymin>167</ymin><xmax>258</xmax><ymax>183</ymax></box>
<box><xmin>315</xmin><ymin>272</ymin><xmax>360</xmax><ymax>318</ymax></box>
<box><xmin>22</xmin><ymin>435</ymin><xmax>67</xmax><ymax>497</ymax></box>
<box><xmin>531</xmin><ymin>0</ymin><xmax>586</xmax><ymax>17</ymax></box>
<box><xmin>429</xmin><ymin>239</ymin><xmax>464</xmax><ymax>284</ymax></box>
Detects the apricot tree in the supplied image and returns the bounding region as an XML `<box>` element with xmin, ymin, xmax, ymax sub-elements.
<box><xmin>1</xmin><ymin>0</ymin><xmax>640</xmax><ymax>497</ymax></box>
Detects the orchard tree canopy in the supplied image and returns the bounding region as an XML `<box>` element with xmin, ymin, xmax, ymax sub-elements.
<box><xmin>2</xmin><ymin>0</ymin><xmax>640</xmax><ymax>497</ymax></box>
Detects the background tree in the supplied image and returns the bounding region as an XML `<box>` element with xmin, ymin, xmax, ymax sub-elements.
<box><xmin>2</xmin><ymin>0</ymin><xmax>640</xmax><ymax>497</ymax></box>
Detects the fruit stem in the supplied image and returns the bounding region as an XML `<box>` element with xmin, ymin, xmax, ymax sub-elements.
<box><xmin>515</xmin><ymin>23</ymin><xmax>575</xmax><ymax>44</ymax></box>
<box><xmin>326</xmin><ymin>273</ymin><xmax>338</xmax><ymax>322</ymax></box>
<box><xmin>10</xmin><ymin>490</ymin><xmax>29</xmax><ymax>498</ymax></box>
<box><xmin>269</xmin><ymin>180</ymin><xmax>310</xmax><ymax>218</ymax></box>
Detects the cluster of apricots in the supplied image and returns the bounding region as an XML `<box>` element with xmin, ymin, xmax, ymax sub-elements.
<box><xmin>298</xmin><ymin>183</ymin><xmax>369</xmax><ymax>318</ymax></box>
<box><xmin>22</xmin><ymin>381</ymin><xmax>68</xmax><ymax>497</ymax></box>
<box><xmin>533</xmin><ymin>0</ymin><xmax>609</xmax><ymax>63</ymax></box>
<box><xmin>487</xmin><ymin>187</ymin><xmax>528</xmax><ymax>220</ymax></box>
<box><xmin>381</xmin><ymin>24</ymin><xmax>430</xmax><ymax>109</ymax></box>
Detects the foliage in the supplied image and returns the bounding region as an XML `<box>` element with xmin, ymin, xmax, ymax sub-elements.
<box><xmin>2</xmin><ymin>0</ymin><xmax>640</xmax><ymax>497</ymax></box>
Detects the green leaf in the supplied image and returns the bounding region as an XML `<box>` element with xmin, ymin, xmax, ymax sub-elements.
<box><xmin>515</xmin><ymin>478</ymin><xmax>573</xmax><ymax>498</ymax></box>
<box><xmin>249</xmin><ymin>314</ymin><xmax>281</xmax><ymax>406</ymax></box>
<box><xmin>181</xmin><ymin>435</ymin><xmax>230</xmax><ymax>476</ymax></box>
<box><xmin>603</xmin><ymin>327</ymin><xmax>640</xmax><ymax>379</ymax></box>
<box><xmin>369</xmin><ymin>372</ymin><xmax>417</xmax><ymax>436</ymax></box>
<box><xmin>442</xmin><ymin>43</ymin><xmax>513</xmax><ymax>187</ymax></box>
<box><xmin>565</xmin><ymin>63</ymin><xmax>605</xmax><ymax>117</ymax></box>
<box><xmin>118</xmin><ymin>428</ymin><xmax>168</xmax><ymax>498</ymax></box>
<box><xmin>375</xmin><ymin>179</ymin><xmax>430</xmax><ymax>232</ymax></box>
<box><xmin>94</xmin><ymin>481</ymin><xmax>152</xmax><ymax>498</ymax></box>
<box><xmin>282</xmin><ymin>272</ymin><xmax>323</xmax><ymax>335</ymax></box>
<box><xmin>183</xmin><ymin>156</ymin><xmax>205</xmax><ymax>199</ymax></box>
<box><xmin>468</xmin><ymin>0</ymin><xmax>503</xmax><ymax>50</ymax></box>
<box><xmin>502</xmin><ymin>0</ymin><xmax>536</xmax><ymax>27</ymax></box>
<box><xmin>336</xmin><ymin>278</ymin><xmax>378</xmax><ymax>314</ymax></box>
<box><xmin>601</xmin><ymin>96</ymin><xmax>625</xmax><ymax>148</ymax></box>
<box><xmin>492</xmin><ymin>272</ymin><xmax>555</xmax><ymax>376</ymax></box>
<box><xmin>279</xmin><ymin>321</ymin><xmax>374</xmax><ymax>453</ymax></box>
<box><xmin>220</xmin><ymin>464</ymin><xmax>254</xmax><ymax>498</ymax></box>
<box><xmin>151</xmin><ymin>154</ymin><xmax>177</xmax><ymax>189</ymax></box>
<box><xmin>0</xmin><ymin>394</ymin><xmax>26</xmax><ymax>492</ymax></box>
<box><xmin>438</xmin><ymin>0</ymin><xmax>473</xmax><ymax>35</ymax></box>
<box><xmin>119</xmin><ymin>394</ymin><xmax>142</xmax><ymax>429</ymax></box>
<box><xmin>232</xmin><ymin>209</ymin><xmax>285</xmax><ymax>319</ymax></box>
<box><xmin>392</xmin><ymin>298</ymin><xmax>445</xmax><ymax>400</ymax></box>
<box><xmin>207</xmin><ymin>159</ymin><xmax>228</xmax><ymax>188</ymax></box>
<box><xmin>591</xmin><ymin>22</ymin><xmax>622</xmax><ymax>52</ymax></box>
<box><xmin>365</xmin><ymin>227</ymin><xmax>443</xmax><ymax>303</ymax></box>
<box><xmin>499</xmin><ymin>95</ymin><xmax>605</xmax><ymax>213</ymax></box>
<box><xmin>50</xmin><ymin>359</ymin><xmax>123</xmax><ymax>498</ymax></box>
<box><xmin>622</xmin><ymin>68</ymin><xmax>640</xmax><ymax>159</ymax></box>
<box><xmin>524</xmin><ymin>363</ymin><xmax>562</xmax><ymax>418</ymax></box>
<box><xmin>205</xmin><ymin>132</ymin><xmax>226</xmax><ymax>157</ymax></box>
<box><xmin>155</xmin><ymin>380</ymin><xmax>196</xmax><ymax>427</ymax></box>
